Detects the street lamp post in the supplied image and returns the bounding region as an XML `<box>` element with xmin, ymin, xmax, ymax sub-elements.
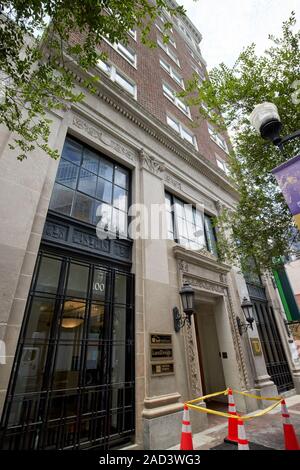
<box><xmin>249</xmin><ymin>102</ymin><xmax>300</xmax><ymax>230</ymax></box>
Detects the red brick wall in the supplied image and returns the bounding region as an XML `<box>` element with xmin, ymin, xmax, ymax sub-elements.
<box><xmin>70</xmin><ymin>20</ymin><xmax>231</xmax><ymax>170</ymax></box>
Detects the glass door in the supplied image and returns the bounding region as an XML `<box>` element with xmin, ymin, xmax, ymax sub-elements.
<box><xmin>0</xmin><ymin>251</ymin><xmax>135</xmax><ymax>450</ymax></box>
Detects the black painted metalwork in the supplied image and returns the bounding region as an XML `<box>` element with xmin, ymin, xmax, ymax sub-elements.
<box><xmin>247</xmin><ymin>282</ymin><xmax>294</xmax><ymax>394</ymax></box>
<box><xmin>0</xmin><ymin>251</ymin><xmax>135</xmax><ymax>450</ymax></box>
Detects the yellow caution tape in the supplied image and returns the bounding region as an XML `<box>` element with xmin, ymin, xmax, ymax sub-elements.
<box><xmin>232</xmin><ymin>389</ymin><xmax>282</xmax><ymax>401</ymax></box>
<box><xmin>185</xmin><ymin>387</ymin><xmax>283</xmax><ymax>421</ymax></box>
<box><xmin>186</xmin><ymin>399</ymin><xmax>282</xmax><ymax>421</ymax></box>
<box><xmin>187</xmin><ymin>389</ymin><xmax>228</xmax><ymax>405</ymax></box>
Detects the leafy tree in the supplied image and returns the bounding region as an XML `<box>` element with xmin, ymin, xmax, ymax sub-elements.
<box><xmin>183</xmin><ymin>13</ymin><xmax>300</xmax><ymax>273</ymax></box>
<box><xmin>0</xmin><ymin>0</ymin><xmax>185</xmax><ymax>160</ymax></box>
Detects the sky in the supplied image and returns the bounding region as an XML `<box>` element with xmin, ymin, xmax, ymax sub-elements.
<box><xmin>180</xmin><ymin>0</ymin><xmax>300</xmax><ymax>70</ymax></box>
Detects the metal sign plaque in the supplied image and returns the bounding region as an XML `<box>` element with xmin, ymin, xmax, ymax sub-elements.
<box><xmin>251</xmin><ymin>338</ymin><xmax>262</xmax><ymax>356</ymax></box>
<box><xmin>150</xmin><ymin>334</ymin><xmax>172</xmax><ymax>345</ymax></box>
<box><xmin>151</xmin><ymin>348</ymin><xmax>173</xmax><ymax>361</ymax></box>
<box><xmin>151</xmin><ymin>363</ymin><xmax>174</xmax><ymax>376</ymax></box>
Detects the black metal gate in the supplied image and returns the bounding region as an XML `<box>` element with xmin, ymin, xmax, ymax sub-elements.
<box><xmin>0</xmin><ymin>250</ymin><xmax>135</xmax><ymax>450</ymax></box>
<box><xmin>247</xmin><ymin>283</ymin><xmax>294</xmax><ymax>394</ymax></box>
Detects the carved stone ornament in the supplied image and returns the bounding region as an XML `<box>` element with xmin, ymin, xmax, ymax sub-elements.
<box><xmin>178</xmin><ymin>260</ymin><xmax>189</xmax><ymax>272</ymax></box>
<box><xmin>139</xmin><ymin>148</ymin><xmax>165</xmax><ymax>177</ymax></box>
<box><xmin>184</xmin><ymin>322</ymin><xmax>202</xmax><ymax>397</ymax></box>
<box><xmin>164</xmin><ymin>174</ymin><xmax>181</xmax><ymax>190</ymax></box>
<box><xmin>72</xmin><ymin>115</ymin><xmax>137</xmax><ymax>162</ymax></box>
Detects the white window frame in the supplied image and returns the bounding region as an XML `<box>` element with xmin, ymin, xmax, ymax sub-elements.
<box><xmin>216</xmin><ymin>155</ymin><xmax>230</xmax><ymax>175</ymax></box>
<box><xmin>97</xmin><ymin>59</ymin><xmax>137</xmax><ymax>99</ymax></box>
<box><xmin>157</xmin><ymin>37</ymin><xmax>180</xmax><ymax>67</ymax></box>
<box><xmin>166</xmin><ymin>114</ymin><xmax>198</xmax><ymax>149</ymax></box>
<box><xmin>128</xmin><ymin>29</ymin><xmax>137</xmax><ymax>41</ymax></box>
<box><xmin>159</xmin><ymin>57</ymin><xmax>184</xmax><ymax>88</ymax></box>
<box><xmin>103</xmin><ymin>38</ymin><xmax>137</xmax><ymax>68</ymax></box>
<box><xmin>162</xmin><ymin>82</ymin><xmax>191</xmax><ymax>118</ymax></box>
<box><xmin>190</xmin><ymin>62</ymin><xmax>206</xmax><ymax>82</ymax></box>
<box><xmin>155</xmin><ymin>23</ymin><xmax>176</xmax><ymax>48</ymax></box>
<box><xmin>158</xmin><ymin>13</ymin><xmax>173</xmax><ymax>33</ymax></box>
<box><xmin>208</xmin><ymin>124</ymin><xmax>229</xmax><ymax>153</ymax></box>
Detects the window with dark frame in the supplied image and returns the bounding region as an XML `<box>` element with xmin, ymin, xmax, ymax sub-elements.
<box><xmin>165</xmin><ymin>192</ymin><xmax>218</xmax><ymax>256</ymax></box>
<box><xmin>49</xmin><ymin>136</ymin><xmax>130</xmax><ymax>237</ymax></box>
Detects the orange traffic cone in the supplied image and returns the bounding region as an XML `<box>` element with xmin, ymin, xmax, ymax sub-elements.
<box><xmin>281</xmin><ymin>399</ymin><xmax>300</xmax><ymax>450</ymax></box>
<box><xmin>180</xmin><ymin>404</ymin><xmax>194</xmax><ymax>450</ymax></box>
<box><xmin>237</xmin><ymin>418</ymin><xmax>249</xmax><ymax>450</ymax></box>
<box><xmin>224</xmin><ymin>388</ymin><xmax>239</xmax><ymax>444</ymax></box>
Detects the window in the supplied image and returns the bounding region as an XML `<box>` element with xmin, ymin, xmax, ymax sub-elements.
<box><xmin>166</xmin><ymin>115</ymin><xmax>197</xmax><ymax>148</ymax></box>
<box><xmin>162</xmin><ymin>82</ymin><xmax>190</xmax><ymax>117</ymax></box>
<box><xmin>216</xmin><ymin>156</ymin><xmax>230</xmax><ymax>175</ymax></box>
<box><xmin>49</xmin><ymin>137</ymin><xmax>130</xmax><ymax>237</ymax></box>
<box><xmin>159</xmin><ymin>58</ymin><xmax>184</xmax><ymax>87</ymax></box>
<box><xmin>208</xmin><ymin>124</ymin><xmax>229</xmax><ymax>153</ymax></box>
<box><xmin>97</xmin><ymin>60</ymin><xmax>137</xmax><ymax>98</ymax></box>
<box><xmin>165</xmin><ymin>193</ymin><xmax>218</xmax><ymax>256</ymax></box>
<box><xmin>186</xmin><ymin>44</ymin><xmax>203</xmax><ymax>67</ymax></box>
<box><xmin>155</xmin><ymin>23</ymin><xmax>176</xmax><ymax>48</ymax></box>
<box><xmin>190</xmin><ymin>62</ymin><xmax>206</xmax><ymax>82</ymax></box>
<box><xmin>158</xmin><ymin>12</ymin><xmax>173</xmax><ymax>32</ymax></box>
<box><xmin>128</xmin><ymin>29</ymin><xmax>137</xmax><ymax>40</ymax></box>
<box><xmin>103</xmin><ymin>39</ymin><xmax>137</xmax><ymax>67</ymax></box>
<box><xmin>157</xmin><ymin>37</ymin><xmax>180</xmax><ymax>66</ymax></box>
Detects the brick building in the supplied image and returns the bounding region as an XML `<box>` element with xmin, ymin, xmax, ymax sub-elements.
<box><xmin>0</xmin><ymin>1</ymin><xmax>299</xmax><ymax>450</ymax></box>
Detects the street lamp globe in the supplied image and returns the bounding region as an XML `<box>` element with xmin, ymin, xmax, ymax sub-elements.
<box><xmin>241</xmin><ymin>297</ymin><xmax>255</xmax><ymax>329</ymax></box>
<box><xmin>249</xmin><ymin>102</ymin><xmax>282</xmax><ymax>145</ymax></box>
<box><xmin>179</xmin><ymin>282</ymin><xmax>195</xmax><ymax>320</ymax></box>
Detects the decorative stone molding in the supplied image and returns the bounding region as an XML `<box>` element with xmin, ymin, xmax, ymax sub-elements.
<box><xmin>224</xmin><ymin>293</ymin><xmax>249</xmax><ymax>390</ymax></box>
<box><xmin>184</xmin><ymin>277</ymin><xmax>227</xmax><ymax>294</ymax></box>
<box><xmin>178</xmin><ymin>260</ymin><xmax>189</xmax><ymax>273</ymax></box>
<box><xmin>173</xmin><ymin>245</ymin><xmax>231</xmax><ymax>275</ymax></box>
<box><xmin>164</xmin><ymin>173</ymin><xmax>181</xmax><ymax>190</ymax></box>
<box><xmin>139</xmin><ymin>149</ymin><xmax>165</xmax><ymax>178</ymax></box>
<box><xmin>72</xmin><ymin>115</ymin><xmax>137</xmax><ymax>163</ymax></box>
<box><xmin>184</xmin><ymin>322</ymin><xmax>202</xmax><ymax>397</ymax></box>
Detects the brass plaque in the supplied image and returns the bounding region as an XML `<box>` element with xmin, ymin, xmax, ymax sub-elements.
<box><xmin>251</xmin><ymin>338</ymin><xmax>262</xmax><ymax>356</ymax></box>
<box><xmin>150</xmin><ymin>334</ymin><xmax>172</xmax><ymax>345</ymax></box>
<box><xmin>151</xmin><ymin>347</ymin><xmax>173</xmax><ymax>361</ymax></box>
<box><xmin>152</xmin><ymin>363</ymin><xmax>174</xmax><ymax>376</ymax></box>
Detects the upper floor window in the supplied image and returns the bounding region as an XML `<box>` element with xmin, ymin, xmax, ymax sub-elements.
<box><xmin>208</xmin><ymin>124</ymin><xmax>229</xmax><ymax>153</ymax></box>
<box><xmin>128</xmin><ymin>29</ymin><xmax>137</xmax><ymax>40</ymax></box>
<box><xmin>159</xmin><ymin>57</ymin><xmax>184</xmax><ymax>88</ymax></box>
<box><xmin>155</xmin><ymin>23</ymin><xmax>176</xmax><ymax>48</ymax></box>
<box><xmin>157</xmin><ymin>37</ymin><xmax>180</xmax><ymax>67</ymax></box>
<box><xmin>162</xmin><ymin>82</ymin><xmax>190</xmax><ymax>117</ymax></box>
<box><xmin>165</xmin><ymin>192</ymin><xmax>218</xmax><ymax>256</ymax></box>
<box><xmin>103</xmin><ymin>38</ymin><xmax>137</xmax><ymax>67</ymax></box>
<box><xmin>186</xmin><ymin>44</ymin><xmax>203</xmax><ymax>67</ymax></box>
<box><xmin>98</xmin><ymin>60</ymin><xmax>137</xmax><ymax>98</ymax></box>
<box><xmin>49</xmin><ymin>137</ymin><xmax>130</xmax><ymax>237</ymax></box>
<box><xmin>216</xmin><ymin>155</ymin><xmax>230</xmax><ymax>175</ymax></box>
<box><xmin>158</xmin><ymin>12</ymin><xmax>173</xmax><ymax>32</ymax></box>
<box><xmin>190</xmin><ymin>62</ymin><xmax>206</xmax><ymax>82</ymax></box>
<box><xmin>166</xmin><ymin>114</ymin><xmax>197</xmax><ymax>148</ymax></box>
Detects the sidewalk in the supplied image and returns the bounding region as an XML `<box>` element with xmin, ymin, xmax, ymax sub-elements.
<box><xmin>170</xmin><ymin>394</ymin><xmax>300</xmax><ymax>450</ymax></box>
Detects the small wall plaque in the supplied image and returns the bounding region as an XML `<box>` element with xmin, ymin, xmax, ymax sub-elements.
<box><xmin>151</xmin><ymin>348</ymin><xmax>173</xmax><ymax>361</ymax></box>
<box><xmin>150</xmin><ymin>334</ymin><xmax>172</xmax><ymax>345</ymax></box>
<box><xmin>152</xmin><ymin>363</ymin><xmax>174</xmax><ymax>376</ymax></box>
<box><xmin>251</xmin><ymin>338</ymin><xmax>262</xmax><ymax>356</ymax></box>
